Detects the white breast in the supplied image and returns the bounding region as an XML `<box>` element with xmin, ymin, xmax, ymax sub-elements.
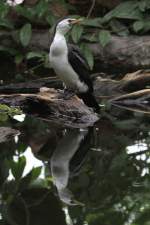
<box><xmin>49</xmin><ymin>33</ymin><xmax>88</xmax><ymax>93</ymax></box>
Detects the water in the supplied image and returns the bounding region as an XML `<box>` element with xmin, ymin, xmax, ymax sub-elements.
<box><xmin>0</xmin><ymin>108</ymin><xmax>150</xmax><ymax>225</ymax></box>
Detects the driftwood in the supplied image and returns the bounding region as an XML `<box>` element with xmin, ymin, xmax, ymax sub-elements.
<box><xmin>94</xmin><ymin>70</ymin><xmax>150</xmax><ymax>98</ymax></box>
<box><xmin>0</xmin><ymin>88</ymin><xmax>99</xmax><ymax>128</ymax></box>
<box><xmin>1</xmin><ymin>29</ymin><xmax>150</xmax><ymax>72</ymax></box>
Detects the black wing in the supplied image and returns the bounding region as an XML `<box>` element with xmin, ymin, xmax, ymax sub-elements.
<box><xmin>68</xmin><ymin>44</ymin><xmax>93</xmax><ymax>92</ymax></box>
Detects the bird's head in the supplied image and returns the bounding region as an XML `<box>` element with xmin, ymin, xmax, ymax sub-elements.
<box><xmin>56</xmin><ymin>17</ymin><xmax>82</xmax><ymax>35</ymax></box>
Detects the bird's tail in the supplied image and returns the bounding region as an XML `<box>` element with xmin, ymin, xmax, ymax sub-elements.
<box><xmin>77</xmin><ymin>92</ymin><xmax>100</xmax><ymax>113</ymax></box>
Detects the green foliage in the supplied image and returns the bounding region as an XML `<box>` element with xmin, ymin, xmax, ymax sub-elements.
<box><xmin>71</xmin><ymin>24</ymin><xmax>83</xmax><ymax>43</ymax></box>
<box><xmin>0</xmin><ymin>104</ymin><xmax>22</xmax><ymax>122</ymax></box>
<box><xmin>80</xmin><ymin>43</ymin><xmax>94</xmax><ymax>70</ymax></box>
<box><xmin>0</xmin><ymin>0</ymin><xmax>150</xmax><ymax>70</ymax></box>
<box><xmin>99</xmin><ymin>30</ymin><xmax>111</xmax><ymax>47</ymax></box>
<box><xmin>9</xmin><ymin>156</ymin><xmax>26</xmax><ymax>180</ymax></box>
<box><xmin>20</xmin><ymin>23</ymin><xmax>32</xmax><ymax>47</ymax></box>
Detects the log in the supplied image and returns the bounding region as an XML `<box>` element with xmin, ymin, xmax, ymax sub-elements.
<box><xmin>0</xmin><ymin>88</ymin><xmax>99</xmax><ymax>128</ymax></box>
<box><xmin>94</xmin><ymin>70</ymin><xmax>150</xmax><ymax>98</ymax></box>
<box><xmin>1</xmin><ymin>30</ymin><xmax>150</xmax><ymax>72</ymax></box>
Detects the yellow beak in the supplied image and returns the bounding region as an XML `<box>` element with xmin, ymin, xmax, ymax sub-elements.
<box><xmin>70</xmin><ymin>18</ymin><xmax>83</xmax><ymax>25</ymax></box>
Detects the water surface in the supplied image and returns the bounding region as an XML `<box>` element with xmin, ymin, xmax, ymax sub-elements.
<box><xmin>0</xmin><ymin>108</ymin><xmax>150</xmax><ymax>225</ymax></box>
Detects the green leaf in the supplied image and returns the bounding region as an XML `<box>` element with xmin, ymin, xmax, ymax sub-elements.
<box><xmin>103</xmin><ymin>1</ymin><xmax>142</xmax><ymax>22</ymax></box>
<box><xmin>26</xmin><ymin>52</ymin><xmax>44</xmax><ymax>59</ymax></box>
<box><xmin>31</xmin><ymin>167</ymin><xmax>42</xmax><ymax>181</ymax></box>
<box><xmin>133</xmin><ymin>21</ymin><xmax>144</xmax><ymax>32</ymax></box>
<box><xmin>80</xmin><ymin>44</ymin><xmax>94</xmax><ymax>70</ymax></box>
<box><xmin>0</xmin><ymin>19</ymin><xmax>14</xmax><ymax>29</ymax></box>
<box><xmin>0</xmin><ymin>46</ymin><xmax>18</xmax><ymax>56</ymax></box>
<box><xmin>71</xmin><ymin>25</ymin><xmax>83</xmax><ymax>43</ymax></box>
<box><xmin>15</xmin><ymin>55</ymin><xmax>23</xmax><ymax>65</ymax></box>
<box><xmin>138</xmin><ymin>1</ymin><xmax>146</xmax><ymax>11</ymax></box>
<box><xmin>82</xmin><ymin>18</ymin><xmax>102</xmax><ymax>28</ymax></box>
<box><xmin>20</xmin><ymin>23</ymin><xmax>32</xmax><ymax>47</ymax></box>
<box><xmin>19</xmin><ymin>167</ymin><xmax>42</xmax><ymax>191</ymax></box>
<box><xmin>109</xmin><ymin>20</ymin><xmax>129</xmax><ymax>36</ymax></box>
<box><xmin>9</xmin><ymin>156</ymin><xmax>26</xmax><ymax>180</ymax></box>
<box><xmin>0</xmin><ymin>113</ymin><xmax>8</xmax><ymax>122</ymax></box>
<box><xmin>99</xmin><ymin>30</ymin><xmax>111</xmax><ymax>47</ymax></box>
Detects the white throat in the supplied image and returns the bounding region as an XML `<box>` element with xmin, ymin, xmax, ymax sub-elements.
<box><xmin>50</xmin><ymin>31</ymin><xmax>67</xmax><ymax>56</ymax></box>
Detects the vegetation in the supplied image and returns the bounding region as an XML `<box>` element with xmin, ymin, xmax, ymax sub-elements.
<box><xmin>0</xmin><ymin>0</ymin><xmax>150</xmax><ymax>74</ymax></box>
<box><xmin>0</xmin><ymin>1</ymin><xmax>150</xmax><ymax>225</ymax></box>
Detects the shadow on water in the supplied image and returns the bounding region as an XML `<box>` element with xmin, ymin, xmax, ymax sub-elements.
<box><xmin>1</xmin><ymin>106</ymin><xmax>150</xmax><ymax>225</ymax></box>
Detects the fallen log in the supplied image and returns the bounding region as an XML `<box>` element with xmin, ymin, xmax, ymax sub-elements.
<box><xmin>0</xmin><ymin>88</ymin><xmax>99</xmax><ymax>128</ymax></box>
<box><xmin>1</xmin><ymin>29</ymin><xmax>150</xmax><ymax>72</ymax></box>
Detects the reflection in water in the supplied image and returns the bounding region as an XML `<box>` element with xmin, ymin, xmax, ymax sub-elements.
<box><xmin>1</xmin><ymin>111</ymin><xmax>150</xmax><ymax>224</ymax></box>
<box><xmin>50</xmin><ymin>128</ymin><xmax>90</xmax><ymax>205</ymax></box>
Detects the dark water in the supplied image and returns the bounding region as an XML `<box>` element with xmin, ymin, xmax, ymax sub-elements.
<box><xmin>0</xmin><ymin>107</ymin><xmax>150</xmax><ymax>225</ymax></box>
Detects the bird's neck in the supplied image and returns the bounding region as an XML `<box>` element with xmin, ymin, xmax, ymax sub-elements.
<box><xmin>51</xmin><ymin>31</ymin><xmax>67</xmax><ymax>55</ymax></box>
<box><xmin>54</xmin><ymin>31</ymin><xmax>66</xmax><ymax>45</ymax></box>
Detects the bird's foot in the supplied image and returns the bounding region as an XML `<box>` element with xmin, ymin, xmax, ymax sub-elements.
<box><xmin>63</xmin><ymin>89</ymin><xmax>75</xmax><ymax>100</ymax></box>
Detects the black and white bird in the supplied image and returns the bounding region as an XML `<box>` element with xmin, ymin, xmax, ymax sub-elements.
<box><xmin>49</xmin><ymin>17</ymin><xmax>100</xmax><ymax>113</ymax></box>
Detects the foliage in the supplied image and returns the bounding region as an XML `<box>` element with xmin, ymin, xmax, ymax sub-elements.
<box><xmin>0</xmin><ymin>0</ymin><xmax>149</xmax><ymax>72</ymax></box>
<box><xmin>0</xmin><ymin>104</ymin><xmax>22</xmax><ymax>122</ymax></box>
<box><xmin>0</xmin><ymin>137</ymin><xmax>53</xmax><ymax>225</ymax></box>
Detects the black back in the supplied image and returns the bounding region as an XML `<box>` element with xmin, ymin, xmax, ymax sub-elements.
<box><xmin>68</xmin><ymin>44</ymin><xmax>93</xmax><ymax>92</ymax></box>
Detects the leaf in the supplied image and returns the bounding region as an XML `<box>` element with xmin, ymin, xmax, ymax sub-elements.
<box><xmin>9</xmin><ymin>156</ymin><xmax>26</xmax><ymax>180</ymax></box>
<box><xmin>138</xmin><ymin>1</ymin><xmax>146</xmax><ymax>11</ymax></box>
<box><xmin>80</xmin><ymin>44</ymin><xmax>94</xmax><ymax>70</ymax></box>
<box><xmin>19</xmin><ymin>167</ymin><xmax>42</xmax><ymax>191</ymax></box>
<box><xmin>103</xmin><ymin>1</ymin><xmax>142</xmax><ymax>22</ymax></box>
<box><xmin>99</xmin><ymin>30</ymin><xmax>111</xmax><ymax>47</ymax></box>
<box><xmin>0</xmin><ymin>46</ymin><xmax>18</xmax><ymax>56</ymax></box>
<box><xmin>31</xmin><ymin>167</ymin><xmax>42</xmax><ymax>181</ymax></box>
<box><xmin>109</xmin><ymin>20</ymin><xmax>129</xmax><ymax>36</ymax></box>
<box><xmin>26</xmin><ymin>52</ymin><xmax>44</xmax><ymax>59</ymax></box>
<box><xmin>0</xmin><ymin>113</ymin><xmax>8</xmax><ymax>122</ymax></box>
<box><xmin>82</xmin><ymin>18</ymin><xmax>102</xmax><ymax>28</ymax></box>
<box><xmin>133</xmin><ymin>21</ymin><xmax>144</xmax><ymax>33</ymax></box>
<box><xmin>71</xmin><ymin>25</ymin><xmax>83</xmax><ymax>43</ymax></box>
<box><xmin>0</xmin><ymin>19</ymin><xmax>14</xmax><ymax>29</ymax></box>
<box><xmin>20</xmin><ymin>23</ymin><xmax>32</xmax><ymax>47</ymax></box>
<box><xmin>15</xmin><ymin>55</ymin><xmax>23</xmax><ymax>65</ymax></box>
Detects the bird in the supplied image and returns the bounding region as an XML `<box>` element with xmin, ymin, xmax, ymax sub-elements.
<box><xmin>49</xmin><ymin>17</ymin><xmax>100</xmax><ymax>113</ymax></box>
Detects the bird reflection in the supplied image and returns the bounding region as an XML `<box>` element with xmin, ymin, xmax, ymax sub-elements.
<box><xmin>50</xmin><ymin>128</ymin><xmax>92</xmax><ymax>205</ymax></box>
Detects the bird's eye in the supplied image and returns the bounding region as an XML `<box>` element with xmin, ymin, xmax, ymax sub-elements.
<box><xmin>68</xmin><ymin>19</ymin><xmax>73</xmax><ymax>23</ymax></box>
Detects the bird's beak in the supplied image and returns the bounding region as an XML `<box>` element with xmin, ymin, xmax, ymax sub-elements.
<box><xmin>70</xmin><ymin>18</ymin><xmax>83</xmax><ymax>25</ymax></box>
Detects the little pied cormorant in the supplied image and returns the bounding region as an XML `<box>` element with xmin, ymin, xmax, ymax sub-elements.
<box><xmin>49</xmin><ymin>17</ymin><xmax>100</xmax><ymax>113</ymax></box>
